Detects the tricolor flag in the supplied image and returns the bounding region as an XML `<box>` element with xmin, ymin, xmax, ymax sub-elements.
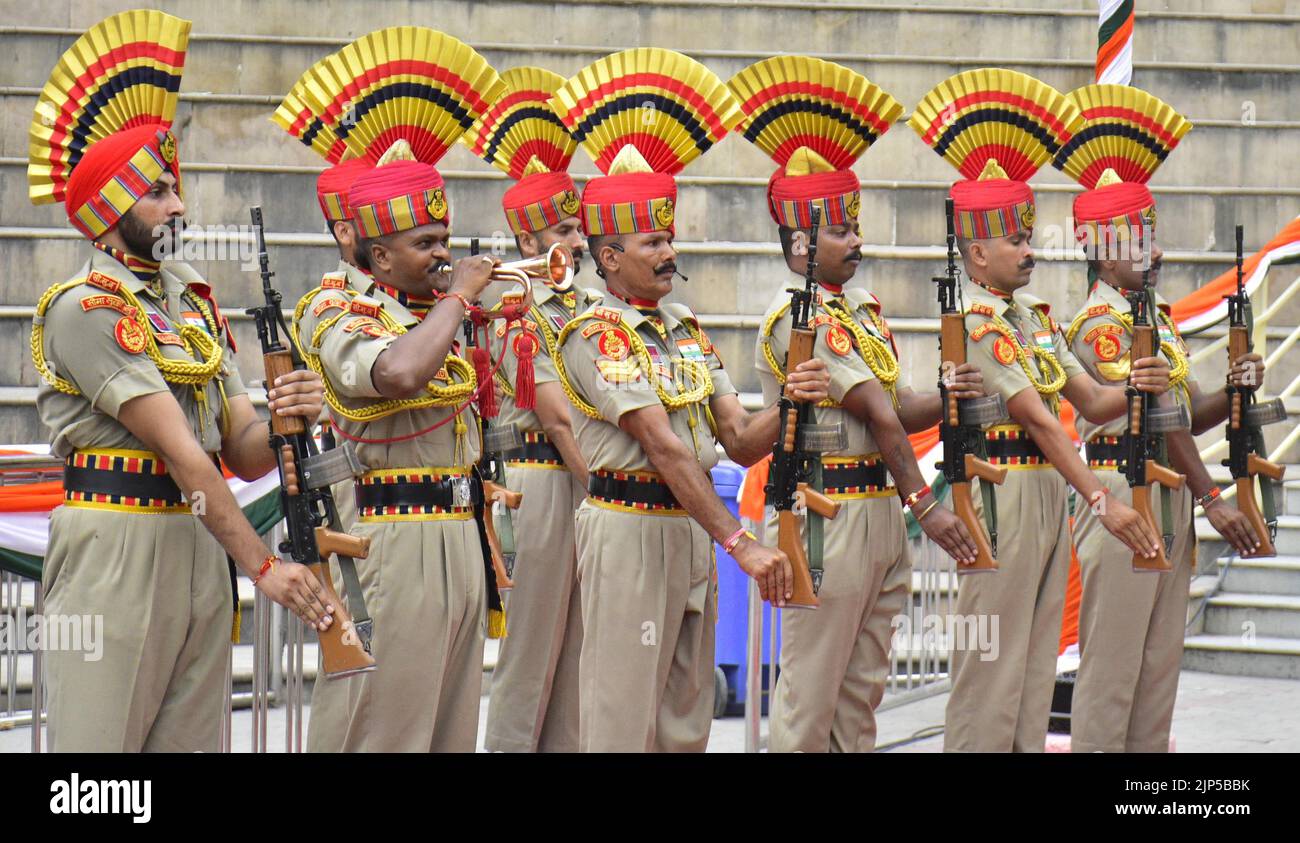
<box><xmin>1172</xmin><ymin>215</ymin><xmax>1300</xmax><ymax>333</ymax></box>
<box><xmin>1096</xmin><ymin>0</ymin><xmax>1135</xmax><ymax>85</ymax></box>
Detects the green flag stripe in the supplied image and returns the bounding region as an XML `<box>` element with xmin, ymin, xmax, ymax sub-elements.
<box><xmin>1099</xmin><ymin>0</ymin><xmax>1135</xmax><ymax>48</ymax></box>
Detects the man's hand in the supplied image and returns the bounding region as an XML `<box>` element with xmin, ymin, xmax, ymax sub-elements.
<box><xmin>732</xmin><ymin>537</ymin><xmax>793</xmax><ymax>607</ymax></box>
<box><xmin>917</xmin><ymin>504</ymin><xmax>979</xmax><ymax>566</ymax></box>
<box><xmin>266</xmin><ymin>369</ymin><xmax>324</xmax><ymax>421</ymax></box>
<box><xmin>1096</xmin><ymin>496</ymin><xmax>1162</xmax><ymax>558</ymax></box>
<box><xmin>1130</xmin><ymin>355</ymin><xmax>1171</xmax><ymax>395</ymax></box>
<box><xmin>1205</xmin><ymin>498</ymin><xmax>1261</xmax><ymax>556</ymax></box>
<box><xmin>786</xmin><ymin>358</ymin><xmax>831</xmax><ymax>404</ymax></box>
<box><xmin>942</xmin><ymin>362</ymin><xmax>985</xmax><ymax>401</ymax></box>
<box><xmin>255</xmin><ymin>560</ymin><xmax>335</xmax><ymax>632</ymax></box>
<box><xmin>1229</xmin><ymin>352</ymin><xmax>1265</xmax><ymax>391</ymax></box>
<box><xmin>449</xmin><ymin>253</ymin><xmax>499</xmax><ymax>301</ymax></box>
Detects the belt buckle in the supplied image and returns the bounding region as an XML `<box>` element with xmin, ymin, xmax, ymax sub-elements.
<box><xmin>451</xmin><ymin>476</ymin><xmax>473</xmax><ymax>509</ymax></box>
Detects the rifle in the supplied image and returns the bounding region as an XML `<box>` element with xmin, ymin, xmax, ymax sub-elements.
<box><xmin>1123</xmin><ymin>266</ymin><xmax>1188</xmax><ymax>573</ymax></box>
<box><xmin>246</xmin><ymin>206</ymin><xmax>375</xmax><ymax>678</ymax></box>
<box><xmin>764</xmin><ymin>206</ymin><xmax>845</xmax><ymax>609</ymax></box>
<box><xmin>1223</xmin><ymin>224</ymin><xmax>1287</xmax><ymax>557</ymax></box>
<box><xmin>933</xmin><ymin>197</ymin><xmax>1008</xmax><ymax>574</ymax></box>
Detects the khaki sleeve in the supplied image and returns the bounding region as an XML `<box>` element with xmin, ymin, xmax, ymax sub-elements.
<box><xmin>1068</xmin><ymin>313</ymin><xmax>1133</xmax><ymax>384</ymax></box>
<box><xmin>700</xmin><ymin>327</ymin><xmax>737</xmax><ymax>399</ymax></box>
<box><xmin>965</xmin><ymin>314</ymin><xmax>1034</xmax><ymax>404</ymax></box>
<box><xmin>765</xmin><ymin>308</ymin><xmax>876</xmax><ymax>404</ymax></box>
<box><xmin>559</xmin><ymin>323</ymin><xmax>660</xmax><ymax>425</ymax></box>
<box><xmin>1052</xmin><ymin>320</ymin><xmax>1087</xmax><ymax>381</ymax></box>
<box><xmin>314</xmin><ymin>307</ymin><xmax>399</xmax><ymax>400</ymax></box>
<box><xmin>218</xmin><ymin>326</ymin><xmax>247</xmax><ymax>399</ymax></box>
<box><xmin>42</xmin><ymin>291</ymin><xmax>170</xmax><ymax>417</ymax></box>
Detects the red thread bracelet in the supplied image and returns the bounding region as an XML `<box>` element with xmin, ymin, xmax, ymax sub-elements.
<box><xmin>252</xmin><ymin>555</ymin><xmax>279</xmax><ymax>586</ymax></box>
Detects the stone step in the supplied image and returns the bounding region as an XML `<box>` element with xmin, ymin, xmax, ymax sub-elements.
<box><xmin>1181</xmin><ymin>633</ymin><xmax>1300</xmax><ymax>679</ymax></box>
<box><xmin>1204</xmin><ymin>591</ymin><xmax>1300</xmax><ymax>637</ymax></box>
<box><xmin>7</xmin><ymin>1</ymin><xmax>1299</xmax><ymax>85</ymax></box>
<box><xmin>1216</xmin><ymin>553</ymin><xmax>1300</xmax><ymax>594</ymax></box>
<box><xmin>6</xmin><ymin>158</ymin><xmax>1300</xmax><ymax>255</ymax></box>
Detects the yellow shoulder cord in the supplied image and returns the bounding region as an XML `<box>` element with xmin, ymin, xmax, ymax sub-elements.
<box><xmin>1065</xmin><ymin>306</ymin><xmax>1191</xmax><ymax>402</ymax></box>
<box><xmin>679</xmin><ymin>319</ymin><xmax>719</xmax><ymax>454</ymax></box>
<box><xmin>979</xmin><ymin>308</ymin><xmax>1068</xmax><ymax>412</ymax></box>
<box><xmin>32</xmin><ymin>278</ymin><xmax>225</xmax><ymax>396</ymax></box>
<box><xmin>759</xmin><ymin>298</ymin><xmax>901</xmax><ymax>407</ymax></box>
<box><xmin>180</xmin><ymin>288</ymin><xmax>232</xmax><ymax>439</ymax></box>
<box><xmin>554</xmin><ymin>314</ymin><xmax>714</xmax><ymax>420</ymax></box>
<box><xmin>291</xmin><ymin>286</ymin><xmax>477</xmax><ymax>422</ymax></box>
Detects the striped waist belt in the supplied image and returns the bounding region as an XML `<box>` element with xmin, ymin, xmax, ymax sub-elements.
<box><xmin>506</xmin><ymin>430</ymin><xmax>564</xmax><ymax>467</ymax></box>
<box><xmin>985</xmin><ymin>426</ymin><xmax>1049</xmax><ymax>467</ymax></box>
<box><xmin>355</xmin><ymin>467</ymin><xmax>481</xmax><ymax>521</ymax></box>
<box><xmin>1085</xmin><ymin>437</ymin><xmax>1125</xmax><ymax>469</ymax></box>
<box><xmin>63</xmin><ymin>448</ymin><xmax>189</xmax><ymax>514</ymax></box>
<box><xmin>587</xmin><ymin>469</ymin><xmax>683</xmax><ymax>514</ymax></box>
<box><xmin>821</xmin><ymin>455</ymin><xmax>894</xmax><ymax>497</ymax></box>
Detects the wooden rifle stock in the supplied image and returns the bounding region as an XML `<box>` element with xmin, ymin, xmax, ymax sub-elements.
<box><xmin>483</xmin><ymin>479</ymin><xmax>521</xmax><ymax>591</ymax></box>
<box><xmin>772</xmin><ymin>323</ymin><xmax>826</xmax><ymax>609</ymax></box>
<box><xmin>1240</xmin><ymin>455</ymin><xmax>1285</xmax><ymax>558</ymax></box>
<box><xmin>776</xmin><ymin>510</ymin><xmax>819</xmax><ymax>608</ymax></box>
<box><xmin>1128</xmin><ymin>318</ymin><xmax>1182</xmax><ymax>573</ymax></box>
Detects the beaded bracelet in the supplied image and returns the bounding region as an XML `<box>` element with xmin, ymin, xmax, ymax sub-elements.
<box><xmin>251</xmin><ymin>555</ymin><xmax>279</xmax><ymax>586</ymax></box>
<box><xmin>1196</xmin><ymin>486</ymin><xmax>1222</xmax><ymax>510</ymax></box>
<box><xmin>902</xmin><ymin>484</ymin><xmax>932</xmax><ymax>512</ymax></box>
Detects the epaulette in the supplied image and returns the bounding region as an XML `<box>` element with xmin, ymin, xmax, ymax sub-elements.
<box><xmin>969</xmin><ymin>303</ymin><xmax>995</xmax><ymax>317</ymax></box>
<box><xmin>85</xmin><ymin>271</ymin><xmax>122</xmax><ymax>294</ymax></box>
<box><xmin>320</xmin><ymin>272</ymin><xmax>348</xmax><ymax>291</ymax></box>
<box><xmin>592</xmin><ymin>306</ymin><xmax>623</xmax><ymax>324</ymax></box>
<box><xmin>348</xmin><ymin>296</ymin><xmax>383</xmax><ymax>319</ymax></box>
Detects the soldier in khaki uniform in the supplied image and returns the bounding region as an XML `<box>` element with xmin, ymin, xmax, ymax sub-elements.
<box><xmin>909</xmin><ymin>70</ymin><xmax>1173</xmax><ymax>752</ymax></box>
<box><xmin>292</xmin><ymin>29</ymin><xmax>507</xmax><ymax>752</ymax></box>
<box><xmin>730</xmin><ymin>57</ymin><xmax>982</xmax><ymax>752</ymax></box>
<box><xmin>550</xmin><ymin>50</ymin><xmax>832</xmax><ymax>752</ymax></box>
<box><xmin>467</xmin><ymin>68</ymin><xmax>602</xmax><ymax>752</ymax></box>
<box><xmin>1055</xmin><ymin>87</ymin><xmax>1263</xmax><ymax>753</ymax></box>
<box><xmin>28</xmin><ymin>10</ymin><xmax>332</xmax><ymax>752</ymax></box>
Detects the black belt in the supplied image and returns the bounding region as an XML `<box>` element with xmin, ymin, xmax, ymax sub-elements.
<box><xmin>63</xmin><ymin>462</ymin><xmax>185</xmax><ymax>505</ymax></box>
<box><xmin>355</xmin><ymin>473</ymin><xmax>484</xmax><ymax>511</ymax></box>
<box><xmin>984</xmin><ymin>437</ymin><xmax>1047</xmax><ymax>462</ymax></box>
<box><xmin>587</xmin><ymin>471</ymin><xmax>680</xmax><ymax>510</ymax></box>
<box><xmin>508</xmin><ymin>439</ymin><xmax>564</xmax><ymax>465</ymax></box>
<box><xmin>1086</xmin><ymin>440</ymin><xmax>1126</xmax><ymax>465</ymax></box>
<box><xmin>822</xmin><ymin>461</ymin><xmax>890</xmax><ymax>491</ymax></box>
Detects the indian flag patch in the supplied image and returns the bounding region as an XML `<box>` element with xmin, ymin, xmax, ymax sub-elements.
<box><xmin>676</xmin><ymin>337</ymin><xmax>706</xmax><ymax>363</ymax></box>
<box><xmin>181</xmin><ymin>311</ymin><xmax>210</xmax><ymax>333</ymax></box>
<box><xmin>1033</xmin><ymin>330</ymin><xmax>1054</xmax><ymax>355</ymax></box>
<box><xmin>1158</xmin><ymin>324</ymin><xmax>1177</xmax><ymax>346</ymax></box>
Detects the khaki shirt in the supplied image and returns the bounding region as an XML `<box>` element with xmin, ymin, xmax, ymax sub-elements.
<box><xmin>489</xmin><ymin>282</ymin><xmax>604</xmax><ymax>434</ymax></box>
<box><xmin>755</xmin><ymin>280</ymin><xmax>912</xmax><ymax>458</ymax></box>
<box><xmin>1067</xmin><ymin>281</ymin><xmax>1197</xmax><ymax>443</ymax></box>
<box><xmin>294</xmin><ymin>263</ymin><xmax>479</xmax><ymax>470</ymax></box>
<box><xmin>961</xmin><ymin>280</ymin><xmax>1085</xmax><ymax>421</ymax></box>
<box><xmin>557</xmin><ymin>297</ymin><xmax>736</xmax><ymax>474</ymax></box>
<box><xmin>36</xmin><ymin>249</ymin><xmax>246</xmax><ymax>458</ymax></box>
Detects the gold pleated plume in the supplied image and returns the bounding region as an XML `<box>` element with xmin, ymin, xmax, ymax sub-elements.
<box><xmin>271</xmin><ymin>51</ymin><xmax>350</xmax><ymax>164</ymax></box>
<box><xmin>298</xmin><ymin>27</ymin><xmax>505</xmax><ymax>165</ymax></box>
<box><xmin>1053</xmin><ymin>84</ymin><xmax>1193</xmax><ymax>188</ymax></box>
<box><xmin>464</xmin><ymin>66</ymin><xmax>576</xmax><ymax>180</ymax></box>
<box><xmin>907</xmin><ymin>68</ymin><xmax>1084</xmax><ymax>181</ymax></box>
<box><xmin>548</xmin><ymin>48</ymin><xmax>743</xmax><ymax>175</ymax></box>
<box><xmin>28</xmin><ymin>9</ymin><xmax>191</xmax><ymax>204</ymax></box>
<box><xmin>726</xmin><ymin>56</ymin><xmax>903</xmax><ymax>169</ymax></box>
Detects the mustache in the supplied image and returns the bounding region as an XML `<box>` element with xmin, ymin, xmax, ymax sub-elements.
<box><xmin>654</xmin><ymin>261</ymin><xmax>677</xmax><ymax>275</ymax></box>
<box><xmin>1018</xmin><ymin>258</ymin><xmax>1036</xmax><ymax>270</ymax></box>
<box><xmin>845</xmin><ymin>251</ymin><xmax>863</xmax><ymax>263</ymax></box>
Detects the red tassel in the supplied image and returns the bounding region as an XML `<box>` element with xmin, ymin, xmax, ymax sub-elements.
<box><xmin>473</xmin><ymin>344</ymin><xmax>497</xmax><ymax>417</ymax></box>
<box><xmin>513</xmin><ymin>331</ymin><xmax>537</xmax><ymax>411</ymax></box>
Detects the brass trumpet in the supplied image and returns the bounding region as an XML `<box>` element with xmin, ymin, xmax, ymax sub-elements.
<box><xmin>437</xmin><ymin>244</ymin><xmax>575</xmax><ymax>320</ymax></box>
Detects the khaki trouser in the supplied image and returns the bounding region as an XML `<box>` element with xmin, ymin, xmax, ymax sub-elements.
<box><xmin>307</xmin><ymin>516</ymin><xmax>486</xmax><ymax>752</ymax></box>
<box><xmin>573</xmin><ymin>501</ymin><xmax>717</xmax><ymax>752</ymax></box>
<box><xmin>43</xmin><ymin>507</ymin><xmax>232</xmax><ymax>752</ymax></box>
<box><xmin>768</xmin><ymin>495</ymin><xmax>912</xmax><ymax>752</ymax></box>
<box><xmin>945</xmin><ymin>468</ymin><xmax>1071</xmax><ymax>752</ymax></box>
<box><xmin>1071</xmin><ymin>470</ymin><xmax>1194</xmax><ymax>752</ymax></box>
<box><xmin>484</xmin><ymin>464</ymin><xmax>584</xmax><ymax>752</ymax></box>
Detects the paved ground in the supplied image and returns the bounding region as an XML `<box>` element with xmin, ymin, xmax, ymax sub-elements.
<box><xmin>3</xmin><ymin>670</ymin><xmax>1297</xmax><ymax>752</ymax></box>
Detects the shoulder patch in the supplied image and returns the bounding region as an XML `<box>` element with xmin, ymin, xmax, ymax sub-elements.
<box><xmin>580</xmin><ymin>320</ymin><xmax>615</xmax><ymax>339</ymax></box>
<box><xmin>313</xmin><ymin>295</ymin><xmax>350</xmax><ymax>317</ymax></box>
<box><xmin>154</xmin><ymin>331</ymin><xmax>184</xmax><ymax>347</ymax></box>
<box><xmin>969</xmin><ymin>322</ymin><xmax>998</xmax><ymax>342</ymax></box>
<box><xmin>360</xmin><ymin>324</ymin><xmax>395</xmax><ymax>339</ymax></box>
<box><xmin>79</xmin><ymin>294</ymin><xmax>131</xmax><ymax>316</ymax></box>
<box><xmin>825</xmin><ymin>324</ymin><xmax>854</xmax><ymax>357</ymax></box>
<box><xmin>86</xmin><ymin>271</ymin><xmax>122</xmax><ymax>294</ymax></box>
<box><xmin>992</xmin><ymin>336</ymin><xmax>1017</xmax><ymax>366</ymax></box>
<box><xmin>320</xmin><ymin>273</ymin><xmax>348</xmax><ymax>291</ymax></box>
<box><xmin>113</xmin><ymin>316</ymin><xmax>147</xmax><ymax>354</ymax></box>
<box><xmin>341</xmin><ymin>317</ymin><xmax>376</xmax><ymax>333</ymax></box>
<box><xmin>596</xmin><ymin>358</ymin><xmax>643</xmax><ymax>385</ymax></box>
<box><xmin>970</xmin><ymin>303</ymin><xmax>995</xmax><ymax>317</ymax></box>
<box><xmin>1086</xmin><ymin>304</ymin><xmax>1112</xmax><ymax>319</ymax></box>
<box><xmin>597</xmin><ymin>327</ymin><xmax>632</xmax><ymax>361</ymax></box>
<box><xmin>349</xmin><ymin>297</ymin><xmax>383</xmax><ymax>319</ymax></box>
<box><xmin>812</xmin><ymin>313</ymin><xmax>837</xmax><ymax>328</ymax></box>
<box><xmin>1093</xmin><ymin>334</ymin><xmax>1123</xmax><ymax>362</ymax></box>
<box><xmin>1082</xmin><ymin>323</ymin><xmax>1125</xmax><ymax>344</ymax></box>
<box><xmin>592</xmin><ymin>306</ymin><xmax>623</xmax><ymax>324</ymax></box>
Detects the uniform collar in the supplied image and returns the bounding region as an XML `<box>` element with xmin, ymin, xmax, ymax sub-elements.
<box><xmin>365</xmin><ymin>279</ymin><xmax>423</xmax><ymax>328</ymax></box>
<box><xmin>86</xmin><ymin>248</ymin><xmax>184</xmax><ymax>301</ymax></box>
<box><xmin>603</xmin><ymin>293</ymin><xmax>681</xmax><ymax>332</ymax></box>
